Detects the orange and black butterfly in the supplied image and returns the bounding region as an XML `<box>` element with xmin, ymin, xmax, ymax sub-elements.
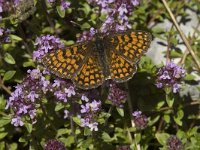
<box><xmin>42</xmin><ymin>31</ymin><xmax>152</xmax><ymax>89</ymax></box>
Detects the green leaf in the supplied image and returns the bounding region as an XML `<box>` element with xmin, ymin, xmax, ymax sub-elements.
<box><xmin>155</xmin><ymin>133</ymin><xmax>170</xmax><ymax>146</ymax></box>
<box><xmin>173</xmin><ymin>109</ymin><xmax>184</xmax><ymax>126</ymax></box>
<box><xmin>0</xmin><ymin>132</ymin><xmax>7</xmax><ymax>140</ymax></box>
<box><xmin>163</xmin><ymin>114</ymin><xmax>170</xmax><ymax>123</ymax></box>
<box><xmin>0</xmin><ymin>117</ymin><xmax>11</xmax><ymax>127</ymax></box>
<box><xmin>55</xmin><ymin>103</ymin><xmax>64</xmax><ymax>111</ymax></box>
<box><xmin>84</xmin><ymin>128</ymin><xmax>92</xmax><ymax>136</ymax></box>
<box><xmin>102</xmin><ymin>132</ymin><xmax>113</xmax><ymax>142</ymax></box>
<box><xmin>10</xmin><ymin>34</ymin><xmax>22</xmax><ymax>41</ymax></box>
<box><xmin>4</xmin><ymin>53</ymin><xmax>16</xmax><ymax>64</ymax></box>
<box><xmin>3</xmin><ymin>71</ymin><xmax>16</xmax><ymax>81</ymax></box>
<box><xmin>56</xmin><ymin>6</ymin><xmax>65</xmax><ymax>18</ymax></box>
<box><xmin>72</xmin><ymin>117</ymin><xmax>81</xmax><ymax>126</ymax></box>
<box><xmin>116</xmin><ymin>107</ymin><xmax>124</xmax><ymax>117</ymax></box>
<box><xmin>184</xmin><ymin>74</ymin><xmax>195</xmax><ymax>81</ymax></box>
<box><xmin>23</xmin><ymin>61</ymin><xmax>35</xmax><ymax>67</ymax></box>
<box><xmin>135</xmin><ymin>133</ymin><xmax>141</xmax><ymax>143</ymax></box>
<box><xmin>25</xmin><ymin>123</ymin><xmax>32</xmax><ymax>133</ymax></box>
<box><xmin>166</xmin><ymin>97</ymin><xmax>174</xmax><ymax>107</ymax></box>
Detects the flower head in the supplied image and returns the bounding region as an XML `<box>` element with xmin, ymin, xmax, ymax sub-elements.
<box><xmin>167</xmin><ymin>135</ymin><xmax>183</xmax><ymax>150</ymax></box>
<box><xmin>33</xmin><ymin>35</ymin><xmax>64</xmax><ymax>61</ymax></box>
<box><xmin>0</xmin><ymin>27</ymin><xmax>11</xmax><ymax>43</ymax></box>
<box><xmin>44</xmin><ymin>139</ymin><xmax>66</xmax><ymax>150</ymax></box>
<box><xmin>108</xmin><ymin>83</ymin><xmax>127</xmax><ymax>107</ymax></box>
<box><xmin>132</xmin><ymin>110</ymin><xmax>148</xmax><ymax>130</ymax></box>
<box><xmin>156</xmin><ymin>62</ymin><xmax>185</xmax><ymax>93</ymax></box>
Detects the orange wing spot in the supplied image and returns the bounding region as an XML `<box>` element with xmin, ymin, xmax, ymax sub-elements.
<box><xmin>79</xmin><ymin>80</ymin><xmax>83</xmax><ymax>84</ymax></box>
<box><xmin>125</xmin><ymin>63</ymin><xmax>129</xmax><ymax>68</ymax></box>
<box><xmin>130</xmin><ymin>49</ymin><xmax>134</xmax><ymax>54</ymax></box>
<box><xmin>139</xmin><ymin>40</ymin><xmax>144</xmax><ymax>44</ymax></box>
<box><xmin>115</xmin><ymin>45</ymin><xmax>120</xmax><ymax>50</ymax></box>
<box><xmin>120</xmin><ymin>74</ymin><xmax>124</xmax><ymax>78</ymax></box>
<box><xmin>80</xmin><ymin>74</ymin><xmax>84</xmax><ymax>79</ymax></box>
<box><xmin>128</xmin><ymin>43</ymin><xmax>132</xmax><ymax>48</ymax></box>
<box><xmin>66</xmin><ymin>58</ymin><xmax>71</xmax><ymax>63</ymax></box>
<box><xmin>67</xmin><ymin>65</ymin><xmax>72</xmax><ymax>70</ymax></box>
<box><xmin>95</xmin><ymin>74</ymin><xmax>100</xmax><ymax>78</ymax></box>
<box><xmin>143</xmin><ymin>46</ymin><xmax>147</xmax><ymax>49</ymax></box>
<box><xmin>124</xmin><ymin>52</ymin><xmax>128</xmax><ymax>56</ymax></box>
<box><xmin>56</xmin><ymin>63</ymin><xmax>62</xmax><ymax>67</ymax></box>
<box><xmin>71</xmin><ymin>68</ymin><xmax>75</xmax><ymax>73</ymax></box>
<box><xmin>66</xmin><ymin>49</ymin><xmax>71</xmax><ymax>57</ymax></box>
<box><xmin>90</xmin><ymin>80</ymin><xmax>95</xmax><ymax>85</ymax></box>
<box><xmin>73</xmin><ymin>47</ymin><xmax>78</xmax><ymax>54</ymax></box>
<box><xmin>133</xmin><ymin>46</ymin><xmax>137</xmax><ymax>50</ymax></box>
<box><xmin>90</xmin><ymin>69</ymin><xmax>94</xmax><ymax>73</ymax></box>
<box><xmin>132</xmin><ymin>41</ymin><xmax>137</xmax><ymax>44</ymax></box>
<box><xmin>113</xmin><ymin>70</ymin><xmax>117</xmax><ymax>74</ymax></box>
<box><xmin>110</xmin><ymin>38</ymin><xmax>115</xmax><ymax>43</ymax></box>
<box><xmin>138</xmin><ymin>35</ymin><xmax>143</xmax><ymax>39</ymax></box>
<box><xmin>138</xmin><ymin>49</ymin><xmax>143</xmax><ymax>53</ymax></box>
<box><xmin>50</xmin><ymin>53</ymin><xmax>54</xmax><ymax>56</ymax></box>
<box><xmin>53</xmin><ymin>60</ymin><xmax>58</xmax><ymax>65</ymax></box>
<box><xmin>129</xmin><ymin>54</ymin><xmax>134</xmax><ymax>59</ymax></box>
<box><xmin>124</xmin><ymin>35</ymin><xmax>130</xmax><ymax>42</ymax></box>
<box><xmin>52</xmin><ymin>56</ymin><xmax>56</xmax><ymax>61</ymax></box>
<box><xmin>71</xmin><ymin>59</ymin><xmax>76</xmax><ymax>65</ymax></box>
<box><xmin>58</xmin><ymin>68</ymin><xmax>63</xmax><ymax>73</ymax></box>
<box><xmin>115</xmin><ymin>63</ymin><xmax>120</xmax><ymax>68</ymax></box>
<box><xmin>117</xmin><ymin>36</ymin><xmax>123</xmax><ymax>43</ymax></box>
<box><xmin>84</xmin><ymin>83</ymin><xmax>89</xmax><ymax>86</ymax></box>
<box><xmin>74</xmin><ymin>64</ymin><xmax>79</xmax><ymax>69</ymax></box>
<box><xmin>90</xmin><ymin>75</ymin><xmax>95</xmax><ymax>80</ymax></box>
<box><xmin>122</xmin><ymin>68</ymin><xmax>128</xmax><ymax>73</ymax></box>
<box><xmin>84</xmin><ymin>77</ymin><xmax>89</xmax><ymax>83</ymax></box>
<box><xmin>137</xmin><ymin>43</ymin><xmax>142</xmax><ymax>47</ymax></box>
<box><xmin>62</xmin><ymin>63</ymin><xmax>67</xmax><ymax>68</ymax></box>
<box><xmin>82</xmin><ymin>45</ymin><xmax>87</xmax><ymax>50</ymax></box>
<box><xmin>125</xmin><ymin>73</ymin><xmax>129</xmax><ymax>76</ymax></box>
<box><xmin>63</xmin><ymin>72</ymin><xmax>67</xmax><ymax>75</ymax></box>
<box><xmin>124</xmin><ymin>46</ymin><xmax>129</xmax><ymax>51</ymax></box>
<box><xmin>118</xmin><ymin>68</ymin><xmax>122</xmax><ymax>73</ymax></box>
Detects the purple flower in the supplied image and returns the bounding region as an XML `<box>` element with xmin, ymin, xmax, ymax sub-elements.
<box><xmin>0</xmin><ymin>28</ymin><xmax>11</xmax><ymax>43</ymax></box>
<box><xmin>88</xmin><ymin>122</ymin><xmax>98</xmax><ymax>131</ymax></box>
<box><xmin>108</xmin><ymin>83</ymin><xmax>127</xmax><ymax>107</ymax></box>
<box><xmin>132</xmin><ymin>110</ymin><xmax>148</xmax><ymax>130</ymax></box>
<box><xmin>61</xmin><ymin>0</ymin><xmax>70</xmax><ymax>10</ymax></box>
<box><xmin>156</xmin><ymin>62</ymin><xmax>185</xmax><ymax>93</ymax></box>
<box><xmin>44</xmin><ymin>139</ymin><xmax>66</xmax><ymax>150</ymax></box>
<box><xmin>80</xmin><ymin>103</ymin><xmax>90</xmax><ymax>113</ymax></box>
<box><xmin>76</xmin><ymin>27</ymin><xmax>96</xmax><ymax>42</ymax></box>
<box><xmin>33</xmin><ymin>35</ymin><xmax>64</xmax><ymax>61</ymax></box>
<box><xmin>81</xmin><ymin>94</ymin><xmax>89</xmax><ymax>102</ymax></box>
<box><xmin>11</xmin><ymin>117</ymin><xmax>24</xmax><ymax>127</ymax></box>
<box><xmin>90</xmin><ymin>100</ymin><xmax>101</xmax><ymax>112</ymax></box>
<box><xmin>64</xmin><ymin>86</ymin><xmax>75</xmax><ymax>97</ymax></box>
<box><xmin>54</xmin><ymin>91</ymin><xmax>67</xmax><ymax>102</ymax></box>
<box><xmin>64</xmin><ymin>110</ymin><xmax>69</xmax><ymax>119</ymax></box>
<box><xmin>6</xmin><ymin>68</ymin><xmax>51</xmax><ymax>126</ymax></box>
<box><xmin>167</xmin><ymin>135</ymin><xmax>183</xmax><ymax>150</ymax></box>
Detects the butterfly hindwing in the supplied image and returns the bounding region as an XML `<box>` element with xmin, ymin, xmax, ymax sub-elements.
<box><xmin>72</xmin><ymin>54</ymin><xmax>105</xmax><ymax>89</ymax></box>
<box><xmin>42</xmin><ymin>43</ymin><xmax>89</xmax><ymax>78</ymax></box>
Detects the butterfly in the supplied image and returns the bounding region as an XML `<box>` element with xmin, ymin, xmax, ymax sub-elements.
<box><xmin>42</xmin><ymin>30</ymin><xmax>152</xmax><ymax>89</ymax></box>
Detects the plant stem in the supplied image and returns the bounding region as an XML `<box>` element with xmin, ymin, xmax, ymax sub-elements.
<box><xmin>0</xmin><ymin>77</ymin><xmax>12</xmax><ymax>95</ymax></box>
<box><xmin>161</xmin><ymin>0</ymin><xmax>200</xmax><ymax>70</ymax></box>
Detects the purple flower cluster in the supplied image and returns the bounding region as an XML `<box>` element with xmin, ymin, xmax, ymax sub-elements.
<box><xmin>6</xmin><ymin>69</ymin><xmax>51</xmax><ymax>126</ymax></box>
<box><xmin>167</xmin><ymin>135</ymin><xmax>183</xmax><ymax>150</ymax></box>
<box><xmin>44</xmin><ymin>139</ymin><xmax>66</xmax><ymax>150</ymax></box>
<box><xmin>33</xmin><ymin>35</ymin><xmax>64</xmax><ymax>61</ymax></box>
<box><xmin>0</xmin><ymin>27</ymin><xmax>11</xmax><ymax>43</ymax></box>
<box><xmin>156</xmin><ymin>62</ymin><xmax>185</xmax><ymax>93</ymax></box>
<box><xmin>80</xmin><ymin>98</ymin><xmax>101</xmax><ymax>131</ymax></box>
<box><xmin>47</xmin><ymin>0</ymin><xmax>70</xmax><ymax>10</ymax></box>
<box><xmin>77</xmin><ymin>0</ymin><xmax>140</xmax><ymax>42</ymax></box>
<box><xmin>107</xmin><ymin>83</ymin><xmax>127</xmax><ymax>107</ymax></box>
<box><xmin>52</xmin><ymin>79</ymin><xmax>76</xmax><ymax>103</ymax></box>
<box><xmin>88</xmin><ymin>0</ymin><xmax>140</xmax><ymax>33</ymax></box>
<box><xmin>0</xmin><ymin>0</ymin><xmax>21</xmax><ymax>17</ymax></box>
<box><xmin>132</xmin><ymin>110</ymin><xmax>148</xmax><ymax>130</ymax></box>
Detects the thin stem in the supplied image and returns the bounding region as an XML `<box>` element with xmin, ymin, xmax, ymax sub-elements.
<box><xmin>0</xmin><ymin>77</ymin><xmax>12</xmax><ymax>95</ymax></box>
<box><xmin>125</xmin><ymin>82</ymin><xmax>141</xmax><ymax>150</ymax></box>
<box><xmin>161</xmin><ymin>0</ymin><xmax>200</xmax><ymax>70</ymax></box>
<box><xmin>70</xmin><ymin>101</ymin><xmax>77</xmax><ymax>143</ymax></box>
<box><xmin>104</xmin><ymin>105</ymin><xmax>114</xmax><ymax>127</ymax></box>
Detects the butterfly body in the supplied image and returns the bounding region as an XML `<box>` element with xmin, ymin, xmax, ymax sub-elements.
<box><xmin>42</xmin><ymin>30</ymin><xmax>152</xmax><ymax>89</ymax></box>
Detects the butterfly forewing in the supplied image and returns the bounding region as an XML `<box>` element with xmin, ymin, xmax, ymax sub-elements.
<box><xmin>42</xmin><ymin>43</ymin><xmax>89</xmax><ymax>78</ymax></box>
<box><xmin>104</xmin><ymin>31</ymin><xmax>152</xmax><ymax>82</ymax></box>
<box><xmin>104</xmin><ymin>31</ymin><xmax>152</xmax><ymax>64</ymax></box>
<box><xmin>72</xmin><ymin>54</ymin><xmax>105</xmax><ymax>89</ymax></box>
